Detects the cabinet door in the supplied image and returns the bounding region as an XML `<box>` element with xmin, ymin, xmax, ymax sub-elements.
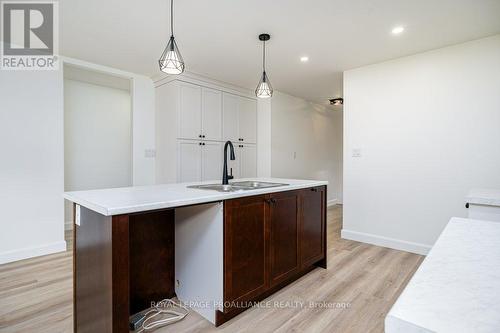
<box><xmin>178</xmin><ymin>83</ymin><xmax>202</xmax><ymax>139</ymax></box>
<box><xmin>238</xmin><ymin>97</ymin><xmax>257</xmax><ymax>143</ymax></box>
<box><xmin>224</xmin><ymin>195</ymin><xmax>268</xmax><ymax>311</ymax></box>
<box><xmin>177</xmin><ymin>141</ymin><xmax>202</xmax><ymax>182</ymax></box>
<box><xmin>202</xmin><ymin>88</ymin><xmax>222</xmax><ymax>141</ymax></box>
<box><xmin>240</xmin><ymin>145</ymin><xmax>257</xmax><ymax>179</ymax></box>
<box><xmin>202</xmin><ymin>142</ymin><xmax>222</xmax><ymax>182</ymax></box>
<box><xmin>222</xmin><ymin>93</ymin><xmax>239</xmax><ymax>142</ymax></box>
<box><xmin>300</xmin><ymin>187</ymin><xmax>326</xmax><ymax>268</ymax></box>
<box><xmin>269</xmin><ymin>191</ymin><xmax>300</xmax><ymax>286</ymax></box>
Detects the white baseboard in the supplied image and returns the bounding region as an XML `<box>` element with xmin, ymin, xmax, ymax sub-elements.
<box><xmin>327</xmin><ymin>199</ymin><xmax>339</xmax><ymax>207</ymax></box>
<box><xmin>341</xmin><ymin>229</ymin><xmax>431</xmax><ymax>255</ymax></box>
<box><xmin>0</xmin><ymin>240</ymin><xmax>67</xmax><ymax>265</ymax></box>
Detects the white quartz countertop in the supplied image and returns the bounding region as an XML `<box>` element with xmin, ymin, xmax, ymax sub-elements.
<box><xmin>63</xmin><ymin>178</ymin><xmax>328</xmax><ymax>216</ymax></box>
<box><xmin>385</xmin><ymin>217</ymin><xmax>500</xmax><ymax>333</ymax></box>
<box><xmin>465</xmin><ymin>188</ymin><xmax>500</xmax><ymax>207</ymax></box>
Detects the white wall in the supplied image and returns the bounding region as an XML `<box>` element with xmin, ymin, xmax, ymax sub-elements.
<box><xmin>257</xmin><ymin>98</ymin><xmax>272</xmax><ymax>177</ymax></box>
<box><xmin>64</xmin><ymin>78</ymin><xmax>132</xmax><ymax>222</ymax></box>
<box><xmin>343</xmin><ymin>35</ymin><xmax>500</xmax><ymax>254</ymax></box>
<box><xmin>271</xmin><ymin>92</ymin><xmax>343</xmax><ymax>204</ymax></box>
<box><xmin>0</xmin><ymin>70</ymin><xmax>66</xmax><ymax>264</ymax></box>
<box><xmin>132</xmin><ymin>76</ymin><xmax>156</xmax><ymax>186</ymax></box>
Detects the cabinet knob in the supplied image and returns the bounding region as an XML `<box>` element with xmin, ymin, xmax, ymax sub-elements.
<box><xmin>202</xmin><ymin>135</ymin><xmax>206</xmax><ymax>138</ymax></box>
<box><xmin>265</xmin><ymin>198</ymin><xmax>276</xmax><ymax>205</ymax></box>
<box><xmin>199</xmin><ymin>142</ymin><xmax>202</xmax><ymax>145</ymax></box>
<box><xmin>199</xmin><ymin>134</ymin><xmax>202</xmax><ymax>138</ymax></box>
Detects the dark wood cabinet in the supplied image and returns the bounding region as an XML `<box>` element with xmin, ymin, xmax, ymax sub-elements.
<box><xmin>224</xmin><ymin>195</ymin><xmax>269</xmax><ymax>310</ymax></box>
<box><xmin>300</xmin><ymin>187</ymin><xmax>326</xmax><ymax>268</ymax></box>
<box><xmin>269</xmin><ymin>191</ymin><xmax>300</xmax><ymax>286</ymax></box>
<box><xmin>221</xmin><ymin>186</ymin><xmax>326</xmax><ymax>323</ymax></box>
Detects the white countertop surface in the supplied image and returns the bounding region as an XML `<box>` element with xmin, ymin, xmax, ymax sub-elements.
<box><xmin>63</xmin><ymin>178</ymin><xmax>328</xmax><ymax>216</ymax></box>
<box><xmin>385</xmin><ymin>217</ymin><xmax>500</xmax><ymax>333</ymax></box>
<box><xmin>465</xmin><ymin>188</ymin><xmax>500</xmax><ymax>207</ymax></box>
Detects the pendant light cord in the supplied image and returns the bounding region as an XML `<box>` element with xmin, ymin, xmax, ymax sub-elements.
<box><xmin>262</xmin><ymin>40</ymin><xmax>266</xmax><ymax>71</ymax></box>
<box><xmin>170</xmin><ymin>0</ymin><xmax>174</xmax><ymax>37</ymax></box>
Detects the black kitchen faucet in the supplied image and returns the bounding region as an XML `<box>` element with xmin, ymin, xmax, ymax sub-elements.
<box><xmin>222</xmin><ymin>141</ymin><xmax>235</xmax><ymax>185</ymax></box>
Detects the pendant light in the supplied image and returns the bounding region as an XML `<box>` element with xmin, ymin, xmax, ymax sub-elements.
<box><xmin>255</xmin><ymin>33</ymin><xmax>273</xmax><ymax>98</ymax></box>
<box><xmin>159</xmin><ymin>0</ymin><xmax>185</xmax><ymax>74</ymax></box>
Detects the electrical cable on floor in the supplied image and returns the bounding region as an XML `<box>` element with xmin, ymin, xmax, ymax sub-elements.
<box><xmin>134</xmin><ymin>299</ymin><xmax>189</xmax><ymax>332</ymax></box>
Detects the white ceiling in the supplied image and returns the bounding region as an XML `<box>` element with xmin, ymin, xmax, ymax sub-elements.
<box><xmin>60</xmin><ymin>0</ymin><xmax>500</xmax><ymax>104</ymax></box>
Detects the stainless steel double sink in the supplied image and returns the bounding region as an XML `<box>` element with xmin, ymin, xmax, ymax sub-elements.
<box><xmin>187</xmin><ymin>181</ymin><xmax>289</xmax><ymax>192</ymax></box>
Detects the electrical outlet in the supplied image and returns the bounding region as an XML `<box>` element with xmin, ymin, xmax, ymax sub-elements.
<box><xmin>75</xmin><ymin>205</ymin><xmax>81</xmax><ymax>226</ymax></box>
<box><xmin>352</xmin><ymin>148</ymin><xmax>362</xmax><ymax>158</ymax></box>
<box><xmin>144</xmin><ymin>149</ymin><xmax>156</xmax><ymax>158</ymax></box>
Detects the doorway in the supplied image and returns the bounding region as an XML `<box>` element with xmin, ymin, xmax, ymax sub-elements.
<box><xmin>63</xmin><ymin>64</ymin><xmax>132</xmax><ymax>227</ymax></box>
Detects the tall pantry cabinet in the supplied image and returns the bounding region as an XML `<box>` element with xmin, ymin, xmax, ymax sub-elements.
<box><xmin>155</xmin><ymin>80</ymin><xmax>258</xmax><ymax>184</ymax></box>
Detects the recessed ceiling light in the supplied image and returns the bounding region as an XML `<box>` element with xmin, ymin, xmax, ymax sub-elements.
<box><xmin>300</xmin><ymin>56</ymin><xmax>309</xmax><ymax>62</ymax></box>
<box><xmin>391</xmin><ymin>26</ymin><xmax>405</xmax><ymax>35</ymax></box>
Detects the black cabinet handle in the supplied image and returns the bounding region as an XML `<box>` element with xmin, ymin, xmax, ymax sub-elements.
<box><xmin>202</xmin><ymin>135</ymin><xmax>206</xmax><ymax>138</ymax></box>
<box><xmin>265</xmin><ymin>198</ymin><xmax>276</xmax><ymax>205</ymax></box>
<box><xmin>199</xmin><ymin>134</ymin><xmax>202</xmax><ymax>138</ymax></box>
<box><xmin>199</xmin><ymin>142</ymin><xmax>202</xmax><ymax>145</ymax></box>
<box><xmin>202</xmin><ymin>143</ymin><xmax>205</xmax><ymax>146</ymax></box>
<box><xmin>311</xmin><ymin>188</ymin><xmax>318</xmax><ymax>192</ymax></box>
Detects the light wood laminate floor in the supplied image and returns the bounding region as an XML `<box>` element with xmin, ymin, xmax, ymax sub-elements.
<box><xmin>0</xmin><ymin>206</ymin><xmax>423</xmax><ymax>333</ymax></box>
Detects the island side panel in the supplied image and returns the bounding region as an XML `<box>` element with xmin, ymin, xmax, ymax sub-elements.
<box><xmin>129</xmin><ymin>209</ymin><xmax>175</xmax><ymax>314</ymax></box>
<box><xmin>74</xmin><ymin>206</ymin><xmax>113</xmax><ymax>333</ymax></box>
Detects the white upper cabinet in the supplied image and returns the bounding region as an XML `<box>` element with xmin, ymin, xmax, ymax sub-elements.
<box><xmin>202</xmin><ymin>141</ymin><xmax>222</xmax><ymax>182</ymax></box>
<box><xmin>201</xmin><ymin>88</ymin><xmax>222</xmax><ymax>141</ymax></box>
<box><xmin>156</xmin><ymin>80</ymin><xmax>258</xmax><ymax>183</ymax></box>
<box><xmin>178</xmin><ymin>84</ymin><xmax>222</xmax><ymax>141</ymax></box>
<box><xmin>238</xmin><ymin>97</ymin><xmax>257</xmax><ymax>144</ymax></box>
<box><xmin>178</xmin><ymin>140</ymin><xmax>202</xmax><ymax>183</ymax></box>
<box><xmin>178</xmin><ymin>83</ymin><xmax>202</xmax><ymax>140</ymax></box>
<box><xmin>239</xmin><ymin>144</ymin><xmax>257</xmax><ymax>178</ymax></box>
<box><xmin>222</xmin><ymin>93</ymin><xmax>239</xmax><ymax>142</ymax></box>
<box><xmin>223</xmin><ymin>93</ymin><xmax>257</xmax><ymax>144</ymax></box>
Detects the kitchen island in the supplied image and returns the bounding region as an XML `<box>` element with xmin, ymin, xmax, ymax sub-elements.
<box><xmin>64</xmin><ymin>178</ymin><xmax>327</xmax><ymax>333</ymax></box>
<box><xmin>385</xmin><ymin>217</ymin><xmax>500</xmax><ymax>333</ymax></box>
